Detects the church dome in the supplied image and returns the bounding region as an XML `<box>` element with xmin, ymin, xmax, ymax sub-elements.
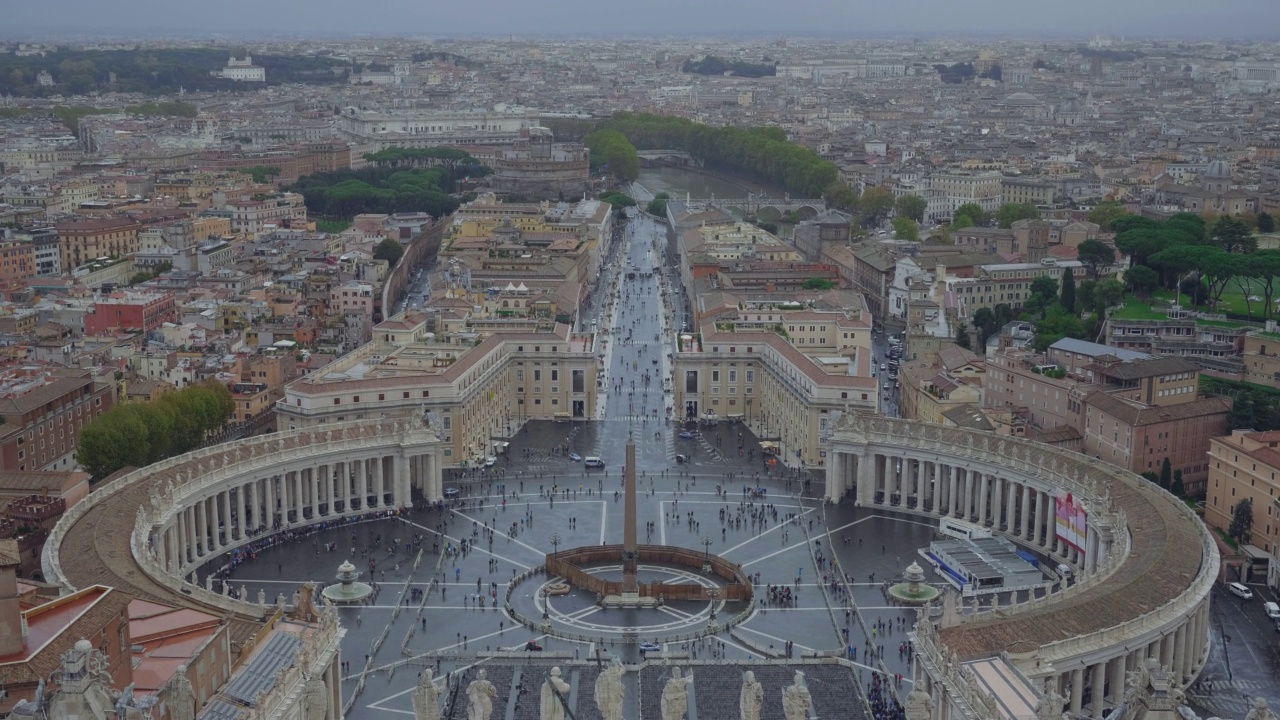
<box><xmin>1204</xmin><ymin>159</ymin><xmax>1231</xmax><ymax>179</ymax></box>
<box><xmin>1000</xmin><ymin>92</ymin><xmax>1043</xmax><ymax>106</ymax></box>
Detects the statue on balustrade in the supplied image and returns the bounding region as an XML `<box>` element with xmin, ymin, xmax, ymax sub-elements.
<box><xmin>413</xmin><ymin>667</ymin><xmax>441</xmax><ymax>720</ymax></box>
<box><xmin>739</xmin><ymin>669</ymin><xmax>764</xmax><ymax>720</ymax></box>
<box><xmin>540</xmin><ymin>666</ymin><xmax>571</xmax><ymax>720</ymax></box>
<box><xmin>904</xmin><ymin>687</ymin><xmax>935</xmax><ymax>720</ymax></box>
<box><xmin>466</xmin><ymin>668</ymin><xmax>497</xmax><ymax>720</ymax></box>
<box><xmin>1247</xmin><ymin>698</ymin><xmax>1279</xmax><ymax>720</ymax></box>
<box><xmin>661</xmin><ymin>667</ymin><xmax>691</xmax><ymax>720</ymax></box>
<box><xmin>781</xmin><ymin>671</ymin><xmax>812</xmax><ymax>720</ymax></box>
<box><xmin>594</xmin><ymin>657</ymin><xmax>625</xmax><ymax>720</ymax></box>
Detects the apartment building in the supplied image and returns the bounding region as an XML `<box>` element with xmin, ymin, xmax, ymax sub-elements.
<box><xmin>1205</xmin><ymin>430</ymin><xmax>1280</xmax><ymax>586</ymax></box>
<box><xmin>673</xmin><ymin>321</ymin><xmax>877</xmax><ymax>470</ymax></box>
<box><xmin>53</xmin><ymin>217</ymin><xmax>141</xmax><ymax>271</ymax></box>
<box><xmin>1240</xmin><ymin>329</ymin><xmax>1280</xmax><ymax>389</ymax></box>
<box><xmin>0</xmin><ymin>367</ymin><xmax>116</xmax><ymax>472</ymax></box>
<box><xmin>1000</xmin><ymin>178</ymin><xmax>1056</xmax><ymax>206</ymax></box>
<box><xmin>924</xmin><ymin>170</ymin><xmax>1003</xmax><ymax>222</ymax></box>
<box><xmin>84</xmin><ymin>291</ymin><xmax>178</xmax><ymax>335</ymax></box>
<box><xmin>278</xmin><ymin>316</ymin><xmax>597</xmax><ymax>467</ymax></box>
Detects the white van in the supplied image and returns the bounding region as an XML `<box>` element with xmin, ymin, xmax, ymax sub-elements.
<box><xmin>1264</xmin><ymin>601</ymin><xmax>1279</xmax><ymax>619</ymax></box>
<box><xmin>1228</xmin><ymin>582</ymin><xmax>1253</xmax><ymax>600</ymax></box>
<box><xmin>1056</xmin><ymin>563</ymin><xmax>1074</xmax><ymax>579</ymax></box>
<box><xmin>583</xmin><ymin>456</ymin><xmax>605</xmax><ymax>468</ymax></box>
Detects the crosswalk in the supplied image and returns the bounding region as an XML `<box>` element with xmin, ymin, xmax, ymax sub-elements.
<box><xmin>1188</xmin><ymin>679</ymin><xmax>1272</xmax><ymax>717</ymax></box>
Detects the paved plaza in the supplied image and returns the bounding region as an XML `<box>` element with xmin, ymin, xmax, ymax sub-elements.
<box><xmin>209</xmin><ymin>216</ymin><xmax>940</xmax><ymax>718</ymax></box>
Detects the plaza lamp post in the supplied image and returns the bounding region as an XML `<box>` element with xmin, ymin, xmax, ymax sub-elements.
<box><xmin>701</xmin><ymin>536</ymin><xmax>713</xmax><ymax>573</ymax></box>
<box><xmin>550</xmin><ymin>533</ymin><xmax>562</xmax><ymax>557</ymax></box>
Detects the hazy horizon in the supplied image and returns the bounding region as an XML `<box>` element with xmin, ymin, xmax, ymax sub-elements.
<box><xmin>3</xmin><ymin>0</ymin><xmax>1279</xmax><ymax>41</ymax></box>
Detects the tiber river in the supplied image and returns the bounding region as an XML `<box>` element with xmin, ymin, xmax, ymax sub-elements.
<box><xmin>632</xmin><ymin>166</ymin><xmax>795</xmax><ymax>237</ymax></box>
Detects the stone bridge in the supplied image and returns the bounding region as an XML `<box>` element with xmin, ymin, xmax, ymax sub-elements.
<box><xmin>635</xmin><ymin>149</ymin><xmax>700</xmax><ymax>167</ymax></box>
<box><xmin>693</xmin><ymin>194</ymin><xmax>827</xmax><ymax>221</ymax></box>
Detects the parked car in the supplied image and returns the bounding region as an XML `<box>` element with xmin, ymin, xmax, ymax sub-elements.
<box><xmin>485</xmin><ymin>456</ymin><xmax>497</xmax><ymax>467</ymax></box>
<box><xmin>679</xmin><ymin>431</ymin><xmax>695</xmax><ymax>439</ymax></box>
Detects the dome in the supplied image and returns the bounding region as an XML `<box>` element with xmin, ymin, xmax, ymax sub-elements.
<box><xmin>1204</xmin><ymin>159</ymin><xmax>1231</xmax><ymax>179</ymax></box>
<box><xmin>1000</xmin><ymin>92</ymin><xmax>1043</xmax><ymax>106</ymax></box>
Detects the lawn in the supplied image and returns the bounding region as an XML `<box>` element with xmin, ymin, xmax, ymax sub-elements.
<box><xmin>1110</xmin><ymin>301</ymin><xmax>1168</xmax><ymax>320</ymax></box>
<box><xmin>1149</xmin><ymin>283</ymin><xmax>1280</xmax><ymax>320</ymax></box>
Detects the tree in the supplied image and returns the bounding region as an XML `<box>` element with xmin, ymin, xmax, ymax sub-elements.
<box><xmin>856</xmin><ymin>187</ymin><xmax>895</xmax><ymax>228</ymax></box>
<box><xmin>1229</xmin><ymin>498</ymin><xmax>1253</xmax><ymax>544</ymax></box>
<box><xmin>1089</xmin><ymin>278</ymin><xmax>1125</xmax><ymax>340</ymax></box>
<box><xmin>1076</xmin><ymin>239</ymin><xmax>1116</xmax><ymax>278</ymax></box>
<box><xmin>1259</xmin><ymin>212</ymin><xmax>1276</xmax><ymax>234</ymax></box>
<box><xmin>1159</xmin><ymin>457</ymin><xmax>1172</xmax><ymax>489</ymax></box>
<box><xmin>1032</xmin><ymin>307</ymin><xmax>1084</xmax><ymax>351</ymax></box>
<box><xmin>954</xmin><ymin>203</ymin><xmax>986</xmax><ymax>227</ymax></box>
<box><xmin>1124</xmin><ymin>265</ymin><xmax>1160</xmax><ymax>298</ymax></box>
<box><xmin>1171</xmin><ymin>469</ymin><xmax>1184</xmax><ymax>497</ymax></box>
<box><xmin>895</xmin><ymin>194</ymin><xmax>927</xmax><ymax>223</ymax></box>
<box><xmin>583</xmin><ymin>129</ymin><xmax>639</xmax><ymax>182</ymax></box>
<box><xmin>1211</xmin><ymin>216</ymin><xmax>1256</xmax><ymax>254</ymax></box>
<box><xmin>646</xmin><ymin>192</ymin><xmax>669</xmax><ymax>217</ymax></box>
<box><xmin>1245</xmin><ymin>250</ymin><xmax>1280</xmax><ymax>319</ymax></box>
<box><xmin>374</xmin><ymin>238</ymin><xmax>404</xmax><ymax>267</ymax></box>
<box><xmin>952</xmin><ymin>214</ymin><xmax>975</xmax><ymax>230</ymax></box>
<box><xmin>1087</xmin><ymin>200</ymin><xmax>1130</xmax><ymax>229</ymax></box>
<box><xmin>1060</xmin><ymin>267</ymin><xmax>1076</xmax><ymax>314</ymax></box>
<box><xmin>972</xmin><ymin>307</ymin><xmax>998</xmax><ymax>347</ymax></box>
<box><xmin>955</xmin><ymin>323</ymin><xmax>972</xmax><ymax>350</ymax></box>
<box><xmin>892</xmin><ymin>216</ymin><xmax>920</xmax><ymax>241</ymax></box>
<box><xmin>1029</xmin><ymin>275</ymin><xmax>1059</xmax><ymax>308</ymax></box>
<box><xmin>1077</xmin><ymin>280</ymin><xmax>1097</xmax><ymax>315</ymax></box>
<box><xmin>823</xmin><ymin>182</ymin><xmax>858</xmax><ymax>213</ymax></box>
<box><xmin>995</xmin><ymin>202</ymin><xmax>1039</xmax><ymax>229</ymax></box>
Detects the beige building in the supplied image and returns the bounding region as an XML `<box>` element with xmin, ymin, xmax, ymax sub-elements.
<box><xmin>279</xmin><ymin>315</ymin><xmax>598</xmax><ymax>467</ymax></box>
<box><xmin>673</xmin><ymin>321</ymin><xmax>877</xmax><ymax>470</ymax></box>
<box><xmin>1241</xmin><ymin>330</ymin><xmax>1280</xmax><ymax>388</ymax></box>
<box><xmin>1206</xmin><ymin>429</ymin><xmax>1280</xmax><ymax>586</ymax></box>
<box><xmin>1001</xmin><ymin>178</ymin><xmax>1055</xmax><ymax>207</ymax></box>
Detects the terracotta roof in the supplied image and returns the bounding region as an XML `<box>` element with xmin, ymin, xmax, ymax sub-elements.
<box><xmin>1086</xmin><ymin>392</ymin><xmax>1231</xmax><ymax>426</ymax></box>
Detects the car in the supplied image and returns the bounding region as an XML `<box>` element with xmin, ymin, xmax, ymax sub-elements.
<box><xmin>444</xmin><ymin>487</ymin><xmax>460</xmax><ymax>497</ymax></box>
<box><xmin>639</xmin><ymin>642</ymin><xmax>662</xmax><ymax>653</ymax></box>
<box><xmin>880</xmin><ymin>364</ymin><xmax>887</xmax><ymax>371</ymax></box>
<box><xmin>1228</xmin><ymin>582</ymin><xmax>1253</xmax><ymax>600</ymax></box>
<box><xmin>569</xmin><ymin>452</ymin><xmax>582</xmax><ymax>462</ymax></box>
<box><xmin>679</xmin><ymin>431</ymin><xmax>695</xmax><ymax>439</ymax></box>
<box><xmin>883</xmin><ymin>383</ymin><xmax>890</xmax><ymax>390</ymax></box>
<box><xmin>485</xmin><ymin>456</ymin><xmax>497</xmax><ymax>467</ymax></box>
<box><xmin>1265</xmin><ymin>601</ymin><xmax>1280</xmax><ymax>619</ymax></box>
<box><xmin>524</xmin><ymin>640</ymin><xmax>544</xmax><ymax>651</ymax></box>
<box><xmin>675</xmin><ymin>454</ymin><xmax>689</xmax><ymax>463</ymax></box>
<box><xmin>584</xmin><ymin>457</ymin><xmax>605</xmax><ymax>468</ymax></box>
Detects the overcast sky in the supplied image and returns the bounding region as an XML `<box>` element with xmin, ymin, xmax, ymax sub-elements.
<box><xmin>3</xmin><ymin>0</ymin><xmax>1277</xmax><ymax>38</ymax></box>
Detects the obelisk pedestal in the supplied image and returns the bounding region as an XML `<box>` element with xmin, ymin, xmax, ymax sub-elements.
<box><xmin>620</xmin><ymin>436</ymin><xmax>639</xmax><ymax>596</ymax></box>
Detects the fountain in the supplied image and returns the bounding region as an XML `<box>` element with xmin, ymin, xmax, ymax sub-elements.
<box><xmin>320</xmin><ymin>560</ymin><xmax>373</xmax><ymax>604</ymax></box>
<box><xmin>888</xmin><ymin>560</ymin><xmax>940</xmax><ymax>605</ymax></box>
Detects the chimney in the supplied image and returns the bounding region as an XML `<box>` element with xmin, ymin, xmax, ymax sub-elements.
<box><xmin>0</xmin><ymin>539</ymin><xmax>25</xmax><ymax>656</ymax></box>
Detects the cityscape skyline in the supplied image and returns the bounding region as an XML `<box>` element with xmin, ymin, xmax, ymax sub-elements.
<box><xmin>3</xmin><ymin>0</ymin><xmax>1279</xmax><ymax>38</ymax></box>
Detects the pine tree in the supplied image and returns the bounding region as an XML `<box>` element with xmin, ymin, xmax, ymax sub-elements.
<box><xmin>1060</xmin><ymin>267</ymin><xmax>1076</xmax><ymax>315</ymax></box>
<box><xmin>1159</xmin><ymin>457</ymin><xmax>1172</xmax><ymax>488</ymax></box>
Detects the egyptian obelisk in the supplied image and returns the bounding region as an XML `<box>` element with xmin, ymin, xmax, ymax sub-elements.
<box><xmin>621</xmin><ymin>433</ymin><xmax>639</xmax><ymax>595</ymax></box>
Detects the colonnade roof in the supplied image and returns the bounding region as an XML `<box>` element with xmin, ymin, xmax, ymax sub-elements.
<box><xmin>938</xmin><ymin>461</ymin><xmax>1203</xmax><ymax>660</ymax></box>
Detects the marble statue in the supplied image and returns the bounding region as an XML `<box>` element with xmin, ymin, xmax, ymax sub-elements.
<box><xmin>204</xmin><ymin>574</ymin><xmax>213</xmax><ymax>592</ymax></box>
<box><xmin>541</xmin><ymin>666</ymin><xmax>571</xmax><ymax>720</ymax></box>
<box><xmin>303</xmin><ymin>675</ymin><xmax>328</xmax><ymax>720</ymax></box>
<box><xmin>739</xmin><ymin>670</ymin><xmax>764</xmax><ymax>720</ymax></box>
<box><xmin>782</xmin><ymin>671</ymin><xmax>813</xmax><ymax>720</ymax></box>
<box><xmin>466</xmin><ymin>669</ymin><xmax>496</xmax><ymax>720</ymax></box>
<box><xmin>1036</xmin><ymin>687</ymin><xmax>1066</xmax><ymax>720</ymax></box>
<box><xmin>594</xmin><ymin>657</ymin><xmax>625</xmax><ymax>720</ymax></box>
<box><xmin>661</xmin><ymin>667</ymin><xmax>691</xmax><ymax>720</ymax></box>
<box><xmin>258</xmin><ymin>588</ymin><xmax>267</xmax><ymax>606</ymax></box>
<box><xmin>905</xmin><ymin>687</ymin><xmax>935</xmax><ymax>720</ymax></box>
<box><xmin>165</xmin><ymin>665</ymin><xmax>196</xmax><ymax>720</ymax></box>
<box><xmin>1246</xmin><ymin>697</ymin><xmax>1278</xmax><ymax>720</ymax></box>
<box><xmin>414</xmin><ymin>668</ymin><xmax>441</xmax><ymax>720</ymax></box>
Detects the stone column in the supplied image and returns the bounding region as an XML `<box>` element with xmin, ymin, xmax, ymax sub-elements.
<box><xmin>977</xmin><ymin>473</ymin><xmax>989</xmax><ymax>525</ymax></box>
<box><xmin>337</xmin><ymin>462</ymin><xmax>348</xmax><ymax>513</ymax></box>
<box><xmin>194</xmin><ymin>498</ymin><xmax>206</xmax><ymax>556</ymax></box>
<box><xmin>989</xmin><ymin>476</ymin><xmax>1002</xmax><ymax>528</ymax></box>
<box><xmin>1021</xmin><ymin>485</ymin><xmax>1032</xmax><ymax>539</ymax></box>
<box><xmin>1109</xmin><ymin>655</ymin><xmax>1126</xmax><ymax>705</ymax></box>
<box><xmin>1005</xmin><ymin>480</ymin><xmax>1017</xmax><ymax>532</ymax></box>
<box><xmin>1069</xmin><ymin>668</ymin><xmax>1084</xmax><ymax>717</ymax></box>
<box><xmin>1177</xmin><ymin>623</ymin><xmax>1192</xmax><ymax>682</ymax></box>
<box><xmin>1160</xmin><ymin>633</ymin><xmax>1174</xmax><ymax>669</ymax></box>
<box><xmin>176</xmin><ymin>510</ymin><xmax>187</xmax><ymax>569</ymax></box>
<box><xmin>309</xmin><ymin>466</ymin><xmax>320</xmax><ymax>518</ymax></box>
<box><xmin>245</xmin><ymin>481</ymin><xmax>255</xmax><ymax>532</ymax></box>
<box><xmin>950</xmin><ymin>465</ymin><xmax>960</xmax><ymax>517</ymax></box>
<box><xmin>220</xmin><ymin>490</ymin><xmax>232</xmax><ymax>545</ymax></box>
<box><xmin>279</xmin><ymin>473</ymin><xmax>290</xmax><ymax>525</ymax></box>
<box><xmin>1091</xmin><ymin>662</ymin><xmax>1107</xmax><ymax>718</ymax></box>
<box><xmin>1040</xmin><ymin>491</ymin><xmax>1053</xmax><ymax>548</ymax></box>
<box><xmin>828</xmin><ymin>451</ymin><xmax>844</xmax><ymax>503</ymax></box>
<box><xmin>857</xmin><ymin>451</ymin><xmax>875</xmax><ymax>505</ymax></box>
